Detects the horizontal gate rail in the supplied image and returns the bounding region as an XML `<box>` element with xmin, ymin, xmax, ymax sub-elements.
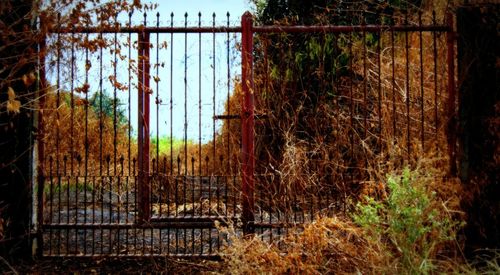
<box><xmin>46</xmin><ymin>24</ymin><xmax>451</xmax><ymax>34</ymax></box>
<box><xmin>48</xmin><ymin>26</ymin><xmax>243</xmax><ymax>34</ymax></box>
<box><xmin>254</xmin><ymin>24</ymin><xmax>451</xmax><ymax>33</ymax></box>
<box><xmin>42</xmin><ymin>217</ymin><xmax>239</xmax><ymax>229</ymax></box>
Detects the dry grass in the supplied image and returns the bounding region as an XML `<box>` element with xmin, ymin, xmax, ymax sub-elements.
<box><xmin>213</xmin><ymin>2</ymin><xmax>470</xmax><ymax>273</ymax></box>
<box><xmin>42</xmin><ymin>87</ymin><xmax>135</xmax><ymax>177</ymax></box>
<box><xmin>218</xmin><ymin>216</ymin><xmax>387</xmax><ymax>274</ymax></box>
<box><xmin>217</xmin><ymin>151</ymin><xmax>467</xmax><ymax>274</ymax></box>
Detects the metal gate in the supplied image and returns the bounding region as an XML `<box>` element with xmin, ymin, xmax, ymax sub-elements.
<box><xmin>35</xmin><ymin>11</ymin><xmax>455</xmax><ymax>257</ymax></box>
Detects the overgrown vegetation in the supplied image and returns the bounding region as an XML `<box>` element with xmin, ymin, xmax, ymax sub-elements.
<box><xmin>1</xmin><ymin>0</ymin><xmax>498</xmax><ymax>272</ymax></box>
<box><xmin>43</xmin><ymin>87</ymin><xmax>135</xmax><ymax>176</ymax></box>
<box><xmin>215</xmin><ymin>0</ymin><xmax>497</xmax><ymax>273</ymax></box>
<box><xmin>219</xmin><ymin>159</ymin><xmax>468</xmax><ymax>274</ymax></box>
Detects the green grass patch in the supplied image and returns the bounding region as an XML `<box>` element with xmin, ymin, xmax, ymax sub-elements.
<box><xmin>151</xmin><ymin>135</ymin><xmax>196</xmax><ymax>156</ymax></box>
<box><xmin>41</xmin><ymin>179</ymin><xmax>94</xmax><ymax>195</ymax></box>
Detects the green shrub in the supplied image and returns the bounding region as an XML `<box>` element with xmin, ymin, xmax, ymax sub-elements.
<box><xmin>353</xmin><ymin>167</ymin><xmax>462</xmax><ymax>274</ymax></box>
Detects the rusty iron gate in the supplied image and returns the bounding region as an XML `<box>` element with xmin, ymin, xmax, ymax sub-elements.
<box><xmin>35</xmin><ymin>11</ymin><xmax>455</xmax><ymax>257</ymax></box>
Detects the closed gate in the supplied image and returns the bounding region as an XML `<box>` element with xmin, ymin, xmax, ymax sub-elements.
<box><xmin>36</xmin><ymin>11</ymin><xmax>455</xmax><ymax>257</ymax></box>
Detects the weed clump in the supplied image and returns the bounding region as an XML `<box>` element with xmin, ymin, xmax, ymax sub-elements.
<box><xmin>353</xmin><ymin>166</ymin><xmax>464</xmax><ymax>273</ymax></box>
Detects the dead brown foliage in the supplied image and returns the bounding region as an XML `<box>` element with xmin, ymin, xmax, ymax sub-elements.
<box><xmin>219</xmin><ymin>216</ymin><xmax>387</xmax><ymax>274</ymax></box>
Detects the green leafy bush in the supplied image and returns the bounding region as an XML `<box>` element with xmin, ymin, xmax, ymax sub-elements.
<box><xmin>353</xmin><ymin>167</ymin><xmax>463</xmax><ymax>273</ymax></box>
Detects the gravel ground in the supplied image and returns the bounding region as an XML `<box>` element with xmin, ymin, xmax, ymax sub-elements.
<box><xmin>7</xmin><ymin>257</ymin><xmax>222</xmax><ymax>274</ymax></box>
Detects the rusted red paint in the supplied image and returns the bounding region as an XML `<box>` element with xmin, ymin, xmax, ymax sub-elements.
<box><xmin>241</xmin><ymin>11</ymin><xmax>255</xmax><ymax>234</ymax></box>
<box><xmin>138</xmin><ymin>31</ymin><xmax>151</xmax><ymax>223</ymax></box>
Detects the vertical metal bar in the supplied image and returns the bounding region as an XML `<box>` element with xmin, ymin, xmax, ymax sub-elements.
<box><xmin>176</xmin><ymin>156</ymin><xmax>180</xmax><ymax>254</ymax></box>
<box><xmin>138</xmin><ymin>12</ymin><xmax>151</xmax><ymax>222</ymax></box>
<box><xmin>184</xmin><ymin>12</ymin><xmax>188</xmax><ymax>175</ymax></box>
<box><xmin>191</xmin><ymin>156</ymin><xmax>195</xmax><ymax>253</ymax></box>
<box><xmin>155</xmin><ymin>12</ymin><xmax>161</xmax><ymax>254</ymax></box>
<box><xmin>391</xmin><ymin>27</ymin><xmax>396</xmax><ymax>137</ymax></box>
<box><xmin>137</xmin><ymin>17</ymin><xmax>147</xmax><ymax>222</ymax></box>
<box><xmin>126</xmin><ymin>11</ymin><xmax>132</xmax><ymax>255</ymax></box>
<box><xmin>217</xmin><ymin>156</ymin><xmax>222</xmax><ymax>213</ymax></box>
<box><xmin>36</xmin><ymin>28</ymin><xmax>46</xmax><ymax>257</ymax></box>
<box><xmin>432</xmin><ymin>11</ymin><xmax>439</xmax><ymax>140</ymax></box>
<box><xmin>106</xmin><ymin>156</ymin><xmax>110</xmax><ymax>254</ymax></box>
<box><xmin>56</xmin><ymin>14</ymin><xmax>62</xmax><ymax>256</ymax></box>
<box><xmin>112</xmin><ymin>16</ymin><xmax>118</xmax><ymax>180</ymax></box>
<box><xmin>198</xmin><ymin>12</ymin><xmax>202</xmax><ymax>176</ymax></box>
<box><xmin>132</xmin><ymin>158</ymin><xmax>137</xmax><ymax>252</ymax></box>
<box><xmin>182</xmin><ymin>16</ymin><xmax>189</xmax><ymax>258</ymax></box>
<box><xmin>446</xmin><ymin>12</ymin><xmax>457</xmax><ymax>176</ymax></box>
<box><xmin>83</xmin><ymin>28</ymin><xmax>90</xmax><ymax>205</ymax></box>
<box><xmin>176</xmin><ymin>156</ymin><xmax>180</xmax><ymax>217</ymax></box>
<box><xmin>162</xmin><ymin>157</ymin><xmax>167</xmax><ymax>250</ymax></box>
<box><xmin>137</xmin><ymin>30</ymin><xmax>145</xmax><ymax>222</ymax></box>
<box><xmin>212</xmin><ymin>13</ymin><xmax>217</xmax><ymax>173</ymax></box>
<box><xmin>210</xmin><ymin>13</ymin><xmax>216</xmax><ymax>222</ymax></box>
<box><xmin>144</xmin><ymin>24</ymin><xmax>151</xmax><ymax>223</ymax></box>
<box><xmin>48</xmin><ymin>156</ymin><xmax>53</xmax><ymax>255</ymax></box>
<box><xmin>167</xmin><ymin>13</ymin><xmax>172</xmax><ymax>253</ymax></box>
<box><xmin>111</xmin><ymin>20</ymin><xmax>118</xmax><ymax>254</ymax></box>
<box><xmin>100</xmin><ymin>157</ymin><xmax>104</xmax><ymax>254</ymax></box>
<box><xmin>226</xmin><ymin>12</ymin><xmax>231</xmax><ymax>176</ymax></box>
<box><xmin>70</xmin><ymin>31</ymin><xmax>75</xmax><ymax>178</ymax></box>
<box><xmin>198</xmin><ymin>13</ymin><xmax>203</xmax><ymax>220</ymax></box>
<box><xmin>217</xmin><ymin>170</ymin><xmax>221</xmax><ymax>251</ymax></box>
<box><xmin>64</xmin><ymin>156</ymin><xmax>69</xmax><ymax>255</ymax></box>
<box><xmin>137</xmin><ymin>18</ymin><xmax>144</xmax><ymax>222</ymax></box>
<box><xmin>419</xmin><ymin>12</ymin><xmax>425</xmax><ymax>150</ymax></box>
<box><xmin>81</xmin><ymin>28</ymin><xmax>90</xmax><ymax>255</ymax></box>
<box><xmin>170</xmin><ymin>12</ymin><xmax>174</xmax><ymax>186</ymax></box>
<box><xmin>362</xmin><ymin>17</ymin><xmax>367</xmax><ymax>138</ymax></box>
<box><xmin>348</xmin><ymin>32</ymin><xmax>354</xmax><ymax>212</ymax></box>
<box><xmin>377</xmin><ymin>24</ymin><xmax>382</xmax><ymax>150</ymax></box>
<box><xmin>167</xmin><ymin>16</ymin><xmax>173</xmax><ymax>255</ymax></box>
<box><xmin>405</xmin><ymin>13</ymin><xmax>411</xmax><ymax>161</ymax></box>
<box><xmin>156</xmin><ymin>12</ymin><xmax>160</xmax><ymax>178</ymax></box>
<box><xmin>96</xmin><ymin>30</ymin><xmax>103</xmax><ymax>257</ymax></box>
<box><xmin>118</xmin><ymin>157</ymin><xmax>123</xmax><ymax>251</ymax></box>
<box><xmin>205</xmin><ymin>155</ymin><xmax>210</xmax><ymax>216</ymax></box>
<box><xmin>225</xmin><ymin>12</ymin><xmax>231</xmax><ymax>220</ymax></box>
<box><xmin>241</xmin><ymin>11</ymin><xmax>255</xmax><ymax>234</ymax></box>
<box><xmin>99</xmin><ymin>32</ymin><xmax>104</xmax><ymax>175</ymax></box>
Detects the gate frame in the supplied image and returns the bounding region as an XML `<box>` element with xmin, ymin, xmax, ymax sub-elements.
<box><xmin>240</xmin><ymin>11</ymin><xmax>255</xmax><ymax>234</ymax></box>
<box><xmin>34</xmin><ymin>10</ymin><xmax>457</xmax><ymax>257</ymax></box>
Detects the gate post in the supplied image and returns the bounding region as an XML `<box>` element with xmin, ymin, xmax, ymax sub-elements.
<box><xmin>138</xmin><ymin>31</ymin><xmax>151</xmax><ymax>223</ymax></box>
<box><xmin>241</xmin><ymin>11</ymin><xmax>255</xmax><ymax>234</ymax></box>
<box><xmin>446</xmin><ymin>12</ymin><xmax>457</xmax><ymax>176</ymax></box>
<box><xmin>35</xmin><ymin>31</ymin><xmax>47</xmax><ymax>258</ymax></box>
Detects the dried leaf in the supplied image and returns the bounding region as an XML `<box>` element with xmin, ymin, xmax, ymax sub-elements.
<box><xmin>7</xmin><ymin>100</ymin><xmax>21</xmax><ymax>113</ymax></box>
<box><xmin>7</xmin><ymin>86</ymin><xmax>15</xmax><ymax>100</ymax></box>
<box><xmin>6</xmin><ymin>88</ymin><xmax>21</xmax><ymax>113</ymax></box>
<box><xmin>22</xmin><ymin>72</ymin><xmax>36</xmax><ymax>87</ymax></box>
<box><xmin>75</xmin><ymin>83</ymin><xmax>90</xmax><ymax>94</ymax></box>
<box><xmin>29</xmin><ymin>72</ymin><xmax>36</xmax><ymax>82</ymax></box>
